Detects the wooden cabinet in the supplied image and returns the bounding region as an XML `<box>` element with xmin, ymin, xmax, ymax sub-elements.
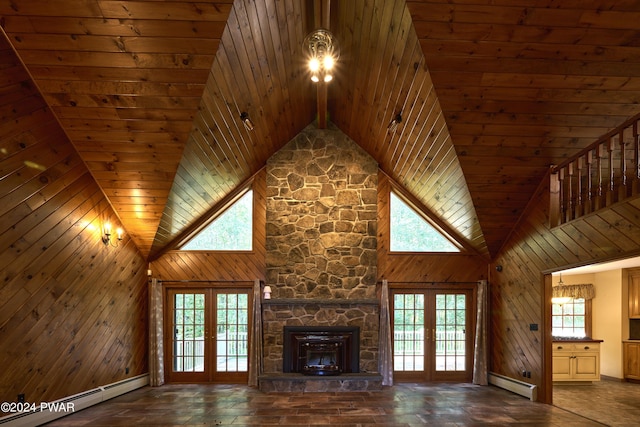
<box><xmin>623</xmin><ymin>341</ymin><xmax>640</xmax><ymax>380</ymax></box>
<box><xmin>552</xmin><ymin>342</ymin><xmax>600</xmax><ymax>382</ymax></box>
<box><xmin>630</xmin><ymin>269</ymin><xmax>640</xmax><ymax>319</ymax></box>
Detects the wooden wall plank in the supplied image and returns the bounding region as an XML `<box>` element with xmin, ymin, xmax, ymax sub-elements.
<box><xmin>0</xmin><ymin>36</ymin><xmax>148</xmax><ymax>404</ymax></box>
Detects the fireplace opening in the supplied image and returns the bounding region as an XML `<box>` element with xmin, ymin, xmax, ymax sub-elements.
<box><xmin>283</xmin><ymin>326</ymin><xmax>360</xmax><ymax>376</ymax></box>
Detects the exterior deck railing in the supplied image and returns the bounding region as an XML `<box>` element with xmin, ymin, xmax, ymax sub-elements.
<box><xmin>550</xmin><ymin>112</ymin><xmax>640</xmax><ymax>227</ymax></box>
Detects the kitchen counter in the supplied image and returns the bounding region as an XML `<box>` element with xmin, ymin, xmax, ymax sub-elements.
<box><xmin>552</xmin><ymin>337</ymin><xmax>603</xmax><ymax>343</ymax></box>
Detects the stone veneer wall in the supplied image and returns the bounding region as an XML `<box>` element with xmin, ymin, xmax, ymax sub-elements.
<box><xmin>263</xmin><ymin>125</ymin><xmax>380</xmax><ymax>374</ymax></box>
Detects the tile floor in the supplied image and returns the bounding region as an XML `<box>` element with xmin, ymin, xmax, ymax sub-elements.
<box><xmin>40</xmin><ymin>380</ymin><xmax>640</xmax><ymax>426</ymax></box>
<box><xmin>553</xmin><ymin>379</ymin><xmax>640</xmax><ymax>427</ymax></box>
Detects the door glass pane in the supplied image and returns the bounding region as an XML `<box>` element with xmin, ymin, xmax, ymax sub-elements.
<box><xmin>173</xmin><ymin>293</ymin><xmax>205</xmax><ymax>372</ymax></box>
<box><xmin>216</xmin><ymin>293</ymin><xmax>249</xmax><ymax>372</ymax></box>
<box><xmin>435</xmin><ymin>293</ymin><xmax>466</xmax><ymax>371</ymax></box>
<box><xmin>393</xmin><ymin>293</ymin><xmax>425</xmax><ymax>371</ymax></box>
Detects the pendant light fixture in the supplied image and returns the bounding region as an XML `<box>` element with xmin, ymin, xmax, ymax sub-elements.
<box><xmin>304</xmin><ymin>28</ymin><xmax>339</xmax><ymax>83</ymax></box>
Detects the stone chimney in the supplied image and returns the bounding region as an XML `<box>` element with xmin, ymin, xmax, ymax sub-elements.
<box><xmin>265</xmin><ymin>125</ymin><xmax>378</xmax><ymax>299</ymax></box>
<box><xmin>262</xmin><ymin>124</ymin><xmax>380</xmax><ymax>374</ymax></box>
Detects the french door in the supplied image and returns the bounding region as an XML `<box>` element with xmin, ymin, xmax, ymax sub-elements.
<box><xmin>392</xmin><ymin>288</ymin><xmax>474</xmax><ymax>382</ymax></box>
<box><xmin>165</xmin><ymin>288</ymin><xmax>251</xmax><ymax>383</ymax></box>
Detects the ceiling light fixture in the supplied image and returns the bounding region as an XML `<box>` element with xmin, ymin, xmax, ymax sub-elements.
<box><xmin>305</xmin><ymin>28</ymin><xmax>339</xmax><ymax>83</ymax></box>
<box><xmin>552</xmin><ymin>273</ymin><xmax>572</xmax><ymax>305</ymax></box>
<box><xmin>387</xmin><ymin>112</ymin><xmax>402</xmax><ymax>133</ymax></box>
<box><xmin>102</xmin><ymin>221</ymin><xmax>123</xmax><ymax>247</ymax></box>
<box><xmin>240</xmin><ymin>112</ymin><xmax>254</xmax><ymax>131</ymax></box>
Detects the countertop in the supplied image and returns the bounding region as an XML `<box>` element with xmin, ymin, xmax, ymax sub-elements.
<box><xmin>552</xmin><ymin>337</ymin><xmax>603</xmax><ymax>343</ymax></box>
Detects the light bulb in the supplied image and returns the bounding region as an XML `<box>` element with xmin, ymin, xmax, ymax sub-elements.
<box><xmin>309</xmin><ymin>57</ymin><xmax>320</xmax><ymax>72</ymax></box>
<box><xmin>323</xmin><ymin>55</ymin><xmax>335</xmax><ymax>70</ymax></box>
<box><xmin>311</xmin><ymin>74</ymin><xmax>320</xmax><ymax>83</ymax></box>
<box><xmin>324</xmin><ymin>74</ymin><xmax>333</xmax><ymax>82</ymax></box>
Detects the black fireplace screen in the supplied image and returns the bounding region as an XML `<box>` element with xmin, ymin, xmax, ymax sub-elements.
<box><xmin>283</xmin><ymin>326</ymin><xmax>360</xmax><ymax>375</ymax></box>
<box><xmin>306</xmin><ymin>343</ymin><xmax>337</xmax><ymax>365</ymax></box>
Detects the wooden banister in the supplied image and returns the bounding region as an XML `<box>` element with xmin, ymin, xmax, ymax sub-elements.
<box><xmin>551</xmin><ymin>112</ymin><xmax>640</xmax><ymax>226</ymax></box>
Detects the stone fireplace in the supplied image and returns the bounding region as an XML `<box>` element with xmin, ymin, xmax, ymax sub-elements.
<box><xmin>261</xmin><ymin>125</ymin><xmax>381</xmax><ymax>389</ymax></box>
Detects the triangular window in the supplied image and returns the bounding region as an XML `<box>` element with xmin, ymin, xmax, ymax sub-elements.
<box><xmin>181</xmin><ymin>190</ymin><xmax>253</xmax><ymax>251</ymax></box>
<box><xmin>390</xmin><ymin>191</ymin><xmax>460</xmax><ymax>253</ymax></box>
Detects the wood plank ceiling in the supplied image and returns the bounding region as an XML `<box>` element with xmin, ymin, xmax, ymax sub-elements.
<box><xmin>3</xmin><ymin>0</ymin><xmax>640</xmax><ymax>259</ymax></box>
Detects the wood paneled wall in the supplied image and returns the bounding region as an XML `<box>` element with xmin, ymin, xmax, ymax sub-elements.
<box><xmin>152</xmin><ymin>169</ymin><xmax>267</xmax><ymax>282</ymax></box>
<box><xmin>0</xmin><ymin>37</ymin><xmax>148</xmax><ymax>404</ymax></box>
<box><xmin>377</xmin><ymin>173</ymin><xmax>487</xmax><ymax>284</ymax></box>
<box><xmin>492</xmin><ymin>172</ymin><xmax>640</xmax><ymax>403</ymax></box>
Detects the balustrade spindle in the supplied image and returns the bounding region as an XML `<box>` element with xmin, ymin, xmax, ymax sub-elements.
<box><xmin>549</xmin><ymin>166</ymin><xmax>561</xmax><ymax>228</ymax></box>
<box><xmin>595</xmin><ymin>144</ymin><xmax>604</xmax><ymax>210</ymax></box>
<box><xmin>576</xmin><ymin>158</ymin><xmax>584</xmax><ymax>217</ymax></box>
<box><xmin>635</xmin><ymin>122</ymin><xmax>640</xmax><ymax>195</ymax></box>
<box><xmin>567</xmin><ymin>162</ymin><xmax>575</xmax><ymax>222</ymax></box>
<box><xmin>619</xmin><ymin>129</ymin><xmax>628</xmax><ymax>201</ymax></box>
<box><xmin>585</xmin><ymin>150</ymin><xmax>593</xmax><ymax>215</ymax></box>
<box><xmin>607</xmin><ymin>137</ymin><xmax>615</xmax><ymax>206</ymax></box>
<box><xmin>558</xmin><ymin>168</ymin><xmax>566</xmax><ymax>223</ymax></box>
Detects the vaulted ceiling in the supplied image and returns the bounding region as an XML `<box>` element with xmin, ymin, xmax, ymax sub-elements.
<box><xmin>3</xmin><ymin>0</ymin><xmax>640</xmax><ymax>260</ymax></box>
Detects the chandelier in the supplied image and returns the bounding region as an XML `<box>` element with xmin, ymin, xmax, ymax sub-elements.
<box><xmin>304</xmin><ymin>28</ymin><xmax>339</xmax><ymax>83</ymax></box>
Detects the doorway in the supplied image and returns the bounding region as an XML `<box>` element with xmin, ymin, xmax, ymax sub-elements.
<box><xmin>391</xmin><ymin>287</ymin><xmax>474</xmax><ymax>382</ymax></box>
<box><xmin>164</xmin><ymin>287</ymin><xmax>251</xmax><ymax>383</ymax></box>
<box><xmin>548</xmin><ymin>257</ymin><xmax>640</xmax><ymax>413</ymax></box>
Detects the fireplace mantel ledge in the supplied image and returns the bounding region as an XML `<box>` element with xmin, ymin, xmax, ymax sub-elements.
<box><xmin>262</xmin><ymin>298</ymin><xmax>379</xmax><ymax>306</ymax></box>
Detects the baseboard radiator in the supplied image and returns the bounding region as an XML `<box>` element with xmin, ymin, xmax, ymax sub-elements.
<box><xmin>0</xmin><ymin>374</ymin><xmax>149</xmax><ymax>427</ymax></box>
<box><xmin>488</xmin><ymin>372</ymin><xmax>537</xmax><ymax>401</ymax></box>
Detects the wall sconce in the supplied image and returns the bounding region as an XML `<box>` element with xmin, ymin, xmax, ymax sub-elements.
<box><xmin>263</xmin><ymin>285</ymin><xmax>272</xmax><ymax>300</ymax></box>
<box><xmin>387</xmin><ymin>112</ymin><xmax>402</xmax><ymax>133</ymax></box>
<box><xmin>102</xmin><ymin>222</ymin><xmax>123</xmax><ymax>247</ymax></box>
<box><xmin>240</xmin><ymin>112</ymin><xmax>254</xmax><ymax>131</ymax></box>
<box><xmin>305</xmin><ymin>28</ymin><xmax>339</xmax><ymax>83</ymax></box>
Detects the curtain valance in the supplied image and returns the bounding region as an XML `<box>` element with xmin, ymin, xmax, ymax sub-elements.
<box><xmin>552</xmin><ymin>283</ymin><xmax>595</xmax><ymax>300</ymax></box>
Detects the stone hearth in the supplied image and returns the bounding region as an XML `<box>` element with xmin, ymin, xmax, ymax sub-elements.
<box><xmin>259</xmin><ymin>373</ymin><xmax>383</xmax><ymax>392</ymax></box>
